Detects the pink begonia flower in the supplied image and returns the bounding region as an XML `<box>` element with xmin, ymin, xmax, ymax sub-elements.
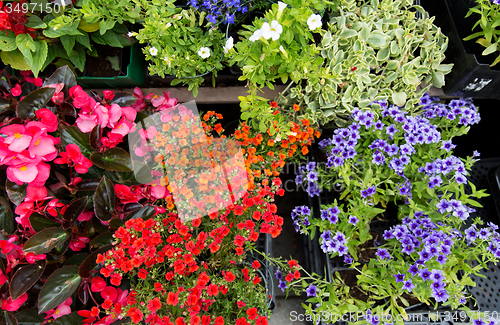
<box><xmin>69</xmin><ymin>234</ymin><xmax>90</xmax><ymax>251</ymax></box>
<box><xmin>11</xmin><ymin>83</ymin><xmax>22</xmax><ymax>97</ymax></box>
<box><xmin>46</xmin><ymin>83</ymin><xmax>65</xmax><ymax>104</ymax></box>
<box><xmin>1</xmin><ymin>124</ymin><xmax>32</xmax><ymax>153</ymax></box>
<box><xmin>151</xmin><ymin>91</ymin><xmax>177</xmax><ymax>111</ymax></box>
<box><xmin>91</xmin><ymin>277</ymin><xmax>107</xmax><ymax>293</ymax></box>
<box><xmin>109</xmin><ymin>119</ymin><xmax>134</xmax><ymax>137</ymax></box>
<box><xmin>150</xmin><ymin>183</ymin><xmax>168</xmax><ymax>199</ymax></box>
<box><xmin>115</xmin><ymin>184</ymin><xmax>139</xmax><ymax>204</ymax></box>
<box><xmin>70</xmin><ymin>85</ymin><xmax>92</xmax><ymax>110</ymax></box>
<box><xmin>44</xmin><ymin>297</ymin><xmax>72</xmax><ymax>320</ymax></box>
<box><xmin>54</xmin><ymin>144</ymin><xmax>93</xmax><ymax>174</ymax></box>
<box><xmin>35</xmin><ymin>108</ymin><xmax>59</xmax><ymax>132</ymax></box>
<box><xmin>14</xmin><ymin>185</ymin><xmax>51</xmax><ymax>229</ymax></box>
<box><xmin>78</xmin><ymin>210</ymin><xmax>94</xmax><ymax>222</ymax></box>
<box><xmin>103</xmin><ymin>90</ymin><xmax>115</xmax><ymax>100</ymax></box>
<box><xmin>101</xmin><ymin>133</ymin><xmax>124</xmax><ymax>148</ymax></box>
<box><xmin>75</xmin><ymin>114</ymin><xmax>99</xmax><ymax>133</ymax></box>
<box><xmin>138</xmin><ymin>126</ymin><xmax>157</xmax><ymax>140</ymax></box>
<box><xmin>108</xmin><ymin>103</ymin><xmax>122</xmax><ymax>128</ymax></box>
<box><xmin>1</xmin><ymin>292</ymin><xmax>27</xmax><ymax>311</ymax></box>
<box><xmin>25</xmin><ymin>76</ymin><xmax>43</xmax><ymax>87</ymax></box>
<box><xmin>24</xmin><ymin>252</ymin><xmax>46</xmax><ymax>264</ymax></box>
<box><xmin>7</xmin><ymin>161</ymin><xmax>50</xmax><ymax>185</ymax></box>
<box><xmin>121</xmin><ymin>106</ymin><xmax>137</xmax><ymax>122</ymax></box>
<box><xmin>0</xmin><ymin>269</ymin><xmax>7</xmax><ymax>285</ymax></box>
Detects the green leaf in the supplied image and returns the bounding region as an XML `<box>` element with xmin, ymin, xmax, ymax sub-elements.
<box><xmin>60</xmin><ymin>126</ymin><xmax>93</xmax><ymax>156</ymax></box>
<box><xmin>38</xmin><ymin>266</ymin><xmax>82</xmax><ymax>314</ymax></box>
<box><xmin>482</xmin><ymin>43</ymin><xmax>498</xmax><ymax>56</ymax></box>
<box><xmin>89</xmin><ymin>232</ymin><xmax>114</xmax><ymax>248</ymax></box>
<box><xmin>367</xmin><ymin>32</ymin><xmax>388</xmax><ymax>48</ymax></box>
<box><xmin>16</xmin><ymin>87</ymin><xmax>55</xmax><ymax>119</ymax></box>
<box><xmin>65</xmin><ymin>253</ymin><xmax>89</xmax><ymax>266</ymax></box>
<box><xmin>90</xmin><ymin>147</ymin><xmax>133</xmax><ymax>172</ymax></box>
<box><xmin>29</xmin><ymin>213</ymin><xmax>60</xmax><ymax>233</ymax></box>
<box><xmin>392</xmin><ymin>91</ymin><xmax>407</xmax><ymax>107</ymax></box>
<box><xmin>31</xmin><ymin>41</ymin><xmax>48</xmax><ymax>78</ymax></box>
<box><xmin>110</xmin><ymin>91</ymin><xmax>137</xmax><ymax>107</ymax></box>
<box><xmin>0</xmin><ymin>311</ymin><xmax>17</xmax><ymax>325</ymax></box>
<box><xmin>60</xmin><ymin>35</ymin><xmax>76</xmax><ymax>56</ymax></box>
<box><xmin>125</xmin><ymin>205</ymin><xmax>155</xmax><ymax>221</ymax></box>
<box><xmin>0</xmin><ymin>197</ymin><xmax>14</xmax><ymax>234</ymax></box>
<box><xmin>1</xmin><ymin>50</ymin><xmax>30</xmax><ymax>70</ymax></box>
<box><xmin>52</xmin><ymin>312</ymin><xmax>84</xmax><ymax>325</ymax></box>
<box><xmin>339</xmin><ymin>29</ymin><xmax>357</xmax><ymax>39</ymax></box>
<box><xmin>0</xmin><ymin>32</ymin><xmax>17</xmax><ymax>51</ymax></box>
<box><xmin>10</xmin><ymin>262</ymin><xmax>45</xmax><ymax>300</ymax></box>
<box><xmin>75</xmin><ymin>33</ymin><xmax>91</xmax><ymax>50</ymax></box>
<box><xmin>42</xmin><ymin>65</ymin><xmax>77</xmax><ymax>98</ymax></box>
<box><xmin>94</xmin><ymin>176</ymin><xmax>116</xmax><ymax>221</ymax></box>
<box><xmin>14</xmin><ymin>308</ymin><xmax>44</xmax><ymax>325</ymax></box>
<box><xmin>6</xmin><ymin>181</ymin><xmax>27</xmax><ymax>206</ymax></box>
<box><xmin>23</xmin><ymin>228</ymin><xmax>71</xmax><ymax>255</ymax></box>
<box><xmin>107</xmin><ymin>56</ymin><xmax>120</xmax><ymax>71</ymax></box>
<box><xmin>63</xmin><ymin>197</ymin><xmax>88</xmax><ymax>222</ymax></box>
<box><xmin>25</xmin><ymin>16</ymin><xmax>47</xmax><ymax>29</ymax></box>
<box><xmin>91</xmin><ymin>30</ymin><xmax>122</xmax><ymax>48</ymax></box>
<box><xmin>69</xmin><ymin>48</ymin><xmax>85</xmax><ymax>72</ymax></box>
<box><xmin>431</xmin><ymin>71</ymin><xmax>445</xmax><ymax>88</ymax></box>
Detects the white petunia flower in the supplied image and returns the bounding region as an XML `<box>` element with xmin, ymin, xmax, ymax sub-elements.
<box><xmin>150</xmin><ymin>47</ymin><xmax>158</xmax><ymax>56</ymax></box>
<box><xmin>307</xmin><ymin>14</ymin><xmax>322</xmax><ymax>30</ymax></box>
<box><xmin>262</xmin><ymin>20</ymin><xmax>282</xmax><ymax>41</ymax></box>
<box><xmin>249</xmin><ymin>29</ymin><xmax>263</xmax><ymax>42</ymax></box>
<box><xmin>223</xmin><ymin>37</ymin><xmax>234</xmax><ymax>54</ymax></box>
<box><xmin>198</xmin><ymin>47</ymin><xmax>210</xmax><ymax>59</ymax></box>
<box><xmin>277</xmin><ymin>1</ymin><xmax>287</xmax><ymax>18</ymax></box>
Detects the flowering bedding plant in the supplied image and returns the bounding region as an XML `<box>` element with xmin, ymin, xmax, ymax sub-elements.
<box><xmin>464</xmin><ymin>0</ymin><xmax>500</xmax><ymax>66</ymax></box>
<box><xmin>289</xmin><ymin>94</ymin><xmax>498</xmax><ymax>322</ymax></box>
<box><xmin>134</xmin><ymin>1</ymin><xmax>227</xmax><ymax>97</ymax></box>
<box><xmin>0</xmin><ymin>65</ymin><xmax>319</xmax><ymax>324</ymax></box>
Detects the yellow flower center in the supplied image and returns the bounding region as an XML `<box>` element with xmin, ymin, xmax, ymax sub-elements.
<box><xmin>117</xmin><ymin>125</ymin><xmax>122</xmax><ymax>129</ymax></box>
<box><xmin>34</xmin><ymin>140</ymin><xmax>40</xmax><ymax>146</ymax></box>
<box><xmin>19</xmin><ymin>166</ymin><xmax>27</xmax><ymax>171</ymax></box>
<box><xmin>14</xmin><ymin>133</ymin><xmax>21</xmax><ymax>139</ymax></box>
<box><xmin>55</xmin><ymin>310</ymin><xmax>60</xmax><ymax>314</ymax></box>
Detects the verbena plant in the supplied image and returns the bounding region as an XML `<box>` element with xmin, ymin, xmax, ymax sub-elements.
<box><xmin>290</xmin><ymin>94</ymin><xmax>498</xmax><ymax>322</ymax></box>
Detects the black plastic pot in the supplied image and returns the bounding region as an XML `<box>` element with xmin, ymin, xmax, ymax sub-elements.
<box><xmin>250</xmin><ymin>233</ymin><xmax>275</xmax><ymax>312</ymax></box>
<box><xmin>421</xmin><ymin>0</ymin><xmax>500</xmax><ymax>98</ymax></box>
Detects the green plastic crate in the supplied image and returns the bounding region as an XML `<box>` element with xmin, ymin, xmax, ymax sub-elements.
<box><xmin>76</xmin><ymin>42</ymin><xmax>145</xmax><ymax>89</ymax></box>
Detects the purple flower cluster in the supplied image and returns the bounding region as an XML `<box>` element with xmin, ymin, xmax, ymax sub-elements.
<box><xmin>275</xmin><ymin>268</ymin><xmax>288</xmax><ymax>292</ymax></box>
<box><xmin>319</xmin><ymin>230</ymin><xmax>348</xmax><ymax>256</ymax></box>
<box><xmin>320</xmin><ymin>206</ymin><xmax>340</xmax><ymax>224</ymax></box>
<box><xmin>190</xmin><ymin>0</ymin><xmax>248</xmax><ymax>24</ymax></box>
<box><xmin>422</xmin><ymin>156</ymin><xmax>468</xmax><ymax>185</ymax></box>
<box><xmin>361</xmin><ymin>185</ymin><xmax>376</xmax><ymax>198</ymax></box>
<box><xmin>435</xmin><ymin>198</ymin><xmax>475</xmax><ymax>220</ymax></box>
<box><xmin>295</xmin><ymin>162</ymin><xmax>321</xmax><ymax>197</ymax></box>
<box><xmin>383</xmin><ymin>211</ymin><xmax>500</xmax><ymax>303</ymax></box>
<box><xmin>291</xmin><ymin>206</ymin><xmax>311</xmax><ymax>234</ymax></box>
<box><xmin>420</xmin><ymin>94</ymin><xmax>481</xmax><ymax>126</ymax></box>
<box><xmin>324</xmin><ymin>124</ymin><xmax>360</xmax><ymax>169</ymax></box>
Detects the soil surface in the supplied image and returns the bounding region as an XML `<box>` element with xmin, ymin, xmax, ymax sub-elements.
<box><xmin>85</xmin><ymin>44</ymin><xmax>123</xmax><ymax>77</ymax></box>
